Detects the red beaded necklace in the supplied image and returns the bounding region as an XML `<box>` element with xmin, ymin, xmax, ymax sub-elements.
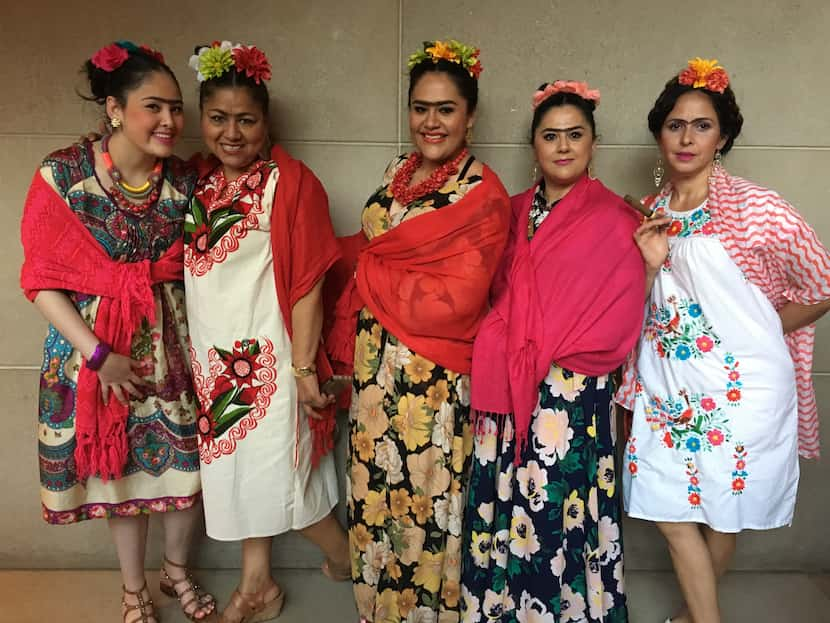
<box><xmin>100</xmin><ymin>134</ymin><xmax>163</xmax><ymax>214</ymax></box>
<box><xmin>390</xmin><ymin>148</ymin><xmax>469</xmax><ymax>206</ymax></box>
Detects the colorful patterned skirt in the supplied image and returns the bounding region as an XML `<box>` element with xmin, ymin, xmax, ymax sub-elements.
<box><xmin>460</xmin><ymin>365</ymin><xmax>628</xmax><ymax>622</ymax></box>
<box><xmin>348</xmin><ymin>308</ymin><xmax>474</xmax><ymax>623</ymax></box>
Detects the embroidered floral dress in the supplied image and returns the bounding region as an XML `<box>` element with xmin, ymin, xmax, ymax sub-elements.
<box><xmin>37</xmin><ymin>141</ymin><xmax>201</xmax><ymax>524</ymax></box>
<box><xmin>460</xmin><ymin>184</ymin><xmax>628</xmax><ymax>623</ymax></box>
<box><xmin>184</xmin><ymin>159</ymin><xmax>338</xmax><ymax>540</ymax></box>
<box><xmin>623</xmin><ymin>197</ymin><xmax>798</xmax><ymax>531</ymax></box>
<box><xmin>348</xmin><ymin>156</ymin><xmax>480</xmax><ymax>623</ymax></box>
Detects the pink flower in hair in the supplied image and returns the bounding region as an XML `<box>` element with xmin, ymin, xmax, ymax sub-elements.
<box><xmin>532</xmin><ymin>80</ymin><xmax>600</xmax><ymax>109</ymax></box>
<box><xmin>91</xmin><ymin>44</ymin><xmax>129</xmax><ymax>72</ymax></box>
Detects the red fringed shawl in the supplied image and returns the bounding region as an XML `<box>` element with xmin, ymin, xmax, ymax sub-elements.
<box><xmin>326</xmin><ymin>166</ymin><xmax>511</xmax><ymax>382</ymax></box>
<box><xmin>20</xmin><ymin>171</ymin><xmax>184</xmax><ymax>481</ymax></box>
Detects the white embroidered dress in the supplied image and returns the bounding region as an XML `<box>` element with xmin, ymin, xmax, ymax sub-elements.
<box><xmin>623</xmin><ymin>197</ymin><xmax>799</xmax><ymax>532</ymax></box>
<box><xmin>184</xmin><ymin>161</ymin><xmax>338</xmax><ymax>540</ymax></box>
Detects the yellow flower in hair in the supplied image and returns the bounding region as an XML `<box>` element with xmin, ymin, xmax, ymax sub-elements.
<box><xmin>687</xmin><ymin>57</ymin><xmax>722</xmax><ymax>87</ymax></box>
<box><xmin>426</xmin><ymin>40</ymin><xmax>458</xmax><ymax>62</ymax></box>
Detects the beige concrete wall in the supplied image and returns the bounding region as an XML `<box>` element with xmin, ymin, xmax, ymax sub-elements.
<box><xmin>1</xmin><ymin>1</ymin><xmax>827</xmax><ymax>571</ymax></box>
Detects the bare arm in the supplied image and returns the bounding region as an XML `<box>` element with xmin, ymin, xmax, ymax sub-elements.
<box><xmin>33</xmin><ymin>290</ymin><xmax>142</xmax><ymax>404</ymax></box>
<box><xmin>291</xmin><ymin>278</ymin><xmax>334</xmax><ymax>419</ymax></box>
<box><xmin>779</xmin><ymin>299</ymin><xmax>830</xmax><ymax>334</ymax></box>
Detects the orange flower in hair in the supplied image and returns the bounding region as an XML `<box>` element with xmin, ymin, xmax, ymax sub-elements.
<box><xmin>678</xmin><ymin>57</ymin><xmax>730</xmax><ymax>94</ymax></box>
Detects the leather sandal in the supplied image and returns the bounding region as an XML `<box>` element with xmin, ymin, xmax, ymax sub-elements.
<box><xmin>219</xmin><ymin>581</ymin><xmax>285</xmax><ymax>623</ymax></box>
<box><xmin>122</xmin><ymin>581</ymin><xmax>158</xmax><ymax>623</ymax></box>
<box><xmin>159</xmin><ymin>556</ymin><xmax>216</xmax><ymax>621</ymax></box>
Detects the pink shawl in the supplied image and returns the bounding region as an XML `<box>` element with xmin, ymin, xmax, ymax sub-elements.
<box><xmin>472</xmin><ymin>174</ymin><xmax>646</xmax><ymax>457</ymax></box>
<box><xmin>617</xmin><ymin>167</ymin><xmax>830</xmax><ymax>458</ymax></box>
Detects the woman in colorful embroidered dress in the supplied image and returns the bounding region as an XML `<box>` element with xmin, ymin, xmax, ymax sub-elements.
<box><xmin>20</xmin><ymin>42</ymin><xmax>215</xmax><ymax>623</ymax></box>
<box><xmin>183</xmin><ymin>42</ymin><xmax>350</xmax><ymax>623</ymax></box>
<box><xmin>617</xmin><ymin>58</ymin><xmax>830</xmax><ymax>623</ymax></box>
<box><xmin>325</xmin><ymin>40</ymin><xmax>510</xmax><ymax>622</ymax></box>
<box><xmin>460</xmin><ymin>82</ymin><xmax>644</xmax><ymax>623</ymax></box>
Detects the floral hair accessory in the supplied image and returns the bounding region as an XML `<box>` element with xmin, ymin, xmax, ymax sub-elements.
<box><xmin>678</xmin><ymin>57</ymin><xmax>730</xmax><ymax>94</ymax></box>
<box><xmin>408</xmin><ymin>39</ymin><xmax>483</xmax><ymax>79</ymax></box>
<box><xmin>532</xmin><ymin>80</ymin><xmax>601</xmax><ymax>109</ymax></box>
<box><xmin>189</xmin><ymin>41</ymin><xmax>272</xmax><ymax>84</ymax></box>
<box><xmin>91</xmin><ymin>41</ymin><xmax>165</xmax><ymax>72</ymax></box>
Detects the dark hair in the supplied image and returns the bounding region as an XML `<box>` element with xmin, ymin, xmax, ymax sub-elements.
<box><xmin>82</xmin><ymin>47</ymin><xmax>179</xmax><ymax>106</ymax></box>
<box><xmin>196</xmin><ymin>47</ymin><xmax>270</xmax><ymax>117</ymax></box>
<box><xmin>647</xmin><ymin>77</ymin><xmax>743</xmax><ymax>155</ymax></box>
<box><xmin>529</xmin><ymin>83</ymin><xmax>597</xmax><ymax>141</ymax></box>
<box><xmin>408</xmin><ymin>58</ymin><xmax>478</xmax><ymax>112</ymax></box>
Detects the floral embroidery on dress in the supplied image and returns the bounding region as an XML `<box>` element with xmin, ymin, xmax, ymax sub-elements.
<box><xmin>645</xmin><ymin>295</ymin><xmax>720</xmax><ymax>360</ymax></box>
<box><xmin>626</xmin><ymin>437</ymin><xmax>638</xmax><ymax>478</ymax></box>
<box><xmin>685</xmin><ymin>457</ymin><xmax>702</xmax><ymax>508</ymax></box>
<box><xmin>653</xmin><ymin>198</ymin><xmax>715</xmax><ymax>239</ymax></box>
<box><xmin>42</xmin><ymin>494</ymin><xmax>199</xmax><ymax>525</ymax></box>
<box><xmin>645</xmin><ymin>389</ymin><xmax>731</xmax><ymax>453</ymax></box>
<box><xmin>184</xmin><ymin>161</ymin><xmax>275</xmax><ymax>277</ymax></box>
<box><xmin>190</xmin><ymin>337</ymin><xmax>278</xmax><ymax>463</ymax></box>
<box><xmin>731</xmin><ymin>443</ymin><xmax>748</xmax><ymax>495</ymax></box>
<box><xmin>723</xmin><ymin>353</ymin><xmax>743</xmax><ymax>405</ymax></box>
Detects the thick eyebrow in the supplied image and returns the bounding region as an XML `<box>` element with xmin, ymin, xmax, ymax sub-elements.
<box><xmin>206</xmin><ymin>107</ymin><xmax>258</xmax><ymax>118</ymax></box>
<box><xmin>540</xmin><ymin>125</ymin><xmax>586</xmax><ymax>133</ymax></box>
<box><xmin>411</xmin><ymin>99</ymin><xmax>458</xmax><ymax>107</ymax></box>
<box><xmin>666</xmin><ymin>116</ymin><xmax>715</xmax><ymax>124</ymax></box>
<box><xmin>142</xmin><ymin>96</ymin><xmax>183</xmax><ymax>105</ymax></box>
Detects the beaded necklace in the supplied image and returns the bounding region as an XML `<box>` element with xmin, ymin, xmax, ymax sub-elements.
<box><xmin>100</xmin><ymin>134</ymin><xmax>163</xmax><ymax>214</ymax></box>
<box><xmin>390</xmin><ymin>148</ymin><xmax>469</xmax><ymax>206</ymax></box>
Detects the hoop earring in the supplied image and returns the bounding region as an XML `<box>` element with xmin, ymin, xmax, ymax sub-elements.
<box><xmin>110</xmin><ymin>117</ymin><xmax>122</xmax><ymax>129</ymax></box>
<box><xmin>587</xmin><ymin>161</ymin><xmax>596</xmax><ymax>180</ymax></box>
<box><xmin>652</xmin><ymin>157</ymin><xmax>664</xmax><ymax>188</ymax></box>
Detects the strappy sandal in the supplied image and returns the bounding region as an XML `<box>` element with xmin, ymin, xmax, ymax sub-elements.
<box><xmin>219</xmin><ymin>581</ymin><xmax>285</xmax><ymax>623</ymax></box>
<box><xmin>122</xmin><ymin>581</ymin><xmax>158</xmax><ymax>623</ymax></box>
<box><xmin>159</xmin><ymin>556</ymin><xmax>216</xmax><ymax>621</ymax></box>
<box><xmin>321</xmin><ymin>558</ymin><xmax>351</xmax><ymax>582</ymax></box>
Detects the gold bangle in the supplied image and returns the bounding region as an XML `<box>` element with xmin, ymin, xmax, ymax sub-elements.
<box><xmin>292</xmin><ymin>364</ymin><xmax>316</xmax><ymax>378</ymax></box>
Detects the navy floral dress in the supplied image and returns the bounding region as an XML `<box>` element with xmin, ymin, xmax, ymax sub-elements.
<box><xmin>460</xmin><ymin>184</ymin><xmax>628</xmax><ymax>622</ymax></box>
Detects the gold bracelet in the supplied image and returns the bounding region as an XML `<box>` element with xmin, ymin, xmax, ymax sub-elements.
<box><xmin>291</xmin><ymin>364</ymin><xmax>316</xmax><ymax>378</ymax></box>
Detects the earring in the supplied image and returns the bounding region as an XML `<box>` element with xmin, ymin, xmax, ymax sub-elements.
<box><xmin>531</xmin><ymin>163</ymin><xmax>539</xmax><ymax>182</ymax></box>
<box><xmin>587</xmin><ymin>161</ymin><xmax>596</xmax><ymax>180</ymax></box>
<box><xmin>652</xmin><ymin>157</ymin><xmax>664</xmax><ymax>188</ymax></box>
<box><xmin>110</xmin><ymin>117</ymin><xmax>122</xmax><ymax>129</ymax></box>
<box><xmin>714</xmin><ymin>149</ymin><xmax>723</xmax><ymax>169</ymax></box>
<box><xmin>465</xmin><ymin>126</ymin><xmax>473</xmax><ymax>144</ymax></box>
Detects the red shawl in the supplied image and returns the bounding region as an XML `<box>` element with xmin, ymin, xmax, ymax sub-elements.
<box><xmin>326</xmin><ymin>166</ymin><xmax>511</xmax><ymax>380</ymax></box>
<box><xmin>20</xmin><ymin>171</ymin><xmax>184</xmax><ymax>481</ymax></box>
<box><xmin>268</xmin><ymin>145</ymin><xmax>341</xmax><ymax>465</ymax></box>
<box><xmin>471</xmin><ymin>175</ymin><xmax>645</xmax><ymax>458</ymax></box>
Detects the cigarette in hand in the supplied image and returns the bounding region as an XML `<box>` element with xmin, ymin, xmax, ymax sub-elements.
<box><xmin>624</xmin><ymin>194</ymin><xmax>655</xmax><ymax>219</ymax></box>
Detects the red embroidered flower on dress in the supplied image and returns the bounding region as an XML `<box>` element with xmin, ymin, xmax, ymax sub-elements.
<box><xmin>232</xmin><ymin>46</ymin><xmax>272</xmax><ymax>84</ymax></box>
<box><xmin>219</xmin><ymin>341</ymin><xmax>263</xmax><ymax>387</ymax></box>
<box><xmin>667</xmin><ymin>220</ymin><xmax>683</xmax><ymax>236</ymax></box>
<box><xmin>700</xmin><ymin>397</ymin><xmax>716</xmax><ymax>412</ymax></box>
<box><xmin>726</xmin><ymin>388</ymin><xmax>742</xmax><ymax>403</ymax></box>
<box><xmin>696</xmin><ymin>336</ymin><xmax>714</xmax><ymax>352</ymax></box>
<box><xmin>707</xmin><ymin>429</ymin><xmax>725</xmax><ymax>446</ymax></box>
<box><xmin>628</xmin><ymin>462</ymin><xmax>638</xmax><ymax>474</ymax></box>
<box><xmin>91</xmin><ymin>44</ymin><xmax>129</xmax><ymax>72</ymax></box>
<box><xmin>663</xmin><ymin>431</ymin><xmax>674</xmax><ymax>448</ymax></box>
<box><xmin>688</xmin><ymin>492</ymin><xmax>701</xmax><ymax>506</ymax></box>
<box><xmin>192</xmin><ymin>223</ymin><xmax>210</xmax><ymax>255</ymax></box>
<box><xmin>731</xmin><ymin>477</ymin><xmax>745</xmax><ymax>492</ymax></box>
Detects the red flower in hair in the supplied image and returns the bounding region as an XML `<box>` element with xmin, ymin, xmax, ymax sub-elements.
<box><xmin>705</xmin><ymin>68</ymin><xmax>729</xmax><ymax>94</ymax></box>
<box><xmin>139</xmin><ymin>45</ymin><xmax>165</xmax><ymax>64</ymax></box>
<box><xmin>91</xmin><ymin>44</ymin><xmax>129</xmax><ymax>72</ymax></box>
<box><xmin>232</xmin><ymin>46</ymin><xmax>272</xmax><ymax>84</ymax></box>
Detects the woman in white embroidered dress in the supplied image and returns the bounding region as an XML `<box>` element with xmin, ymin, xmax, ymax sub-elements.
<box><xmin>617</xmin><ymin>58</ymin><xmax>830</xmax><ymax>623</ymax></box>
<box><xmin>183</xmin><ymin>43</ymin><xmax>350</xmax><ymax>623</ymax></box>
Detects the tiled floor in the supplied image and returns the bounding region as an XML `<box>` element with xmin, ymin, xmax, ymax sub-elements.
<box><xmin>2</xmin><ymin>569</ymin><xmax>829</xmax><ymax>622</ymax></box>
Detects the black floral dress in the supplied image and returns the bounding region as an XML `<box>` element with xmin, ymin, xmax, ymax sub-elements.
<box><xmin>348</xmin><ymin>156</ymin><xmax>481</xmax><ymax>623</ymax></box>
<box><xmin>460</xmin><ymin>184</ymin><xmax>629</xmax><ymax>622</ymax></box>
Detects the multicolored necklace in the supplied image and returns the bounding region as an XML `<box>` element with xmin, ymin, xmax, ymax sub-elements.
<box><xmin>100</xmin><ymin>134</ymin><xmax>163</xmax><ymax>214</ymax></box>
<box><xmin>390</xmin><ymin>148</ymin><xmax>469</xmax><ymax>206</ymax></box>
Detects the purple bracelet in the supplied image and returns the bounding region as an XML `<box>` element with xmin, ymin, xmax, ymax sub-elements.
<box><xmin>86</xmin><ymin>342</ymin><xmax>112</xmax><ymax>371</ymax></box>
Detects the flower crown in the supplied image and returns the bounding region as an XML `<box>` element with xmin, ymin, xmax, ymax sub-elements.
<box><xmin>189</xmin><ymin>41</ymin><xmax>272</xmax><ymax>84</ymax></box>
<box><xmin>532</xmin><ymin>80</ymin><xmax>601</xmax><ymax>109</ymax></box>
<box><xmin>91</xmin><ymin>40</ymin><xmax>165</xmax><ymax>72</ymax></box>
<box><xmin>678</xmin><ymin>57</ymin><xmax>730</xmax><ymax>94</ymax></box>
<box><xmin>408</xmin><ymin>39</ymin><xmax>482</xmax><ymax>79</ymax></box>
